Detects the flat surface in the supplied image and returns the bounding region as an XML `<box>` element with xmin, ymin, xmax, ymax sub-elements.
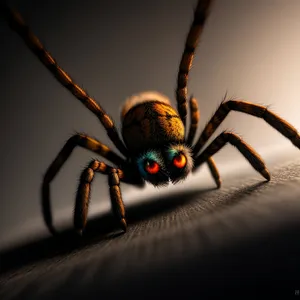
<box><xmin>1</xmin><ymin>152</ymin><xmax>300</xmax><ymax>299</ymax></box>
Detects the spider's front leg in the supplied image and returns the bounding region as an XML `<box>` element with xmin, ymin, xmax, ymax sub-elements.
<box><xmin>193</xmin><ymin>131</ymin><xmax>270</xmax><ymax>181</ymax></box>
<box><xmin>75</xmin><ymin>160</ymin><xmax>127</xmax><ymax>235</ymax></box>
<box><xmin>192</xmin><ymin>99</ymin><xmax>300</xmax><ymax>155</ymax></box>
<box><xmin>42</xmin><ymin>133</ymin><xmax>126</xmax><ymax>235</ymax></box>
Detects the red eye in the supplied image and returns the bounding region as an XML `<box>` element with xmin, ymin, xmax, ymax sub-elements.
<box><xmin>173</xmin><ymin>153</ymin><xmax>187</xmax><ymax>169</ymax></box>
<box><xmin>144</xmin><ymin>160</ymin><xmax>160</xmax><ymax>174</ymax></box>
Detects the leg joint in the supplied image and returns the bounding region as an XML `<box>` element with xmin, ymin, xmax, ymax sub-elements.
<box><xmin>109</xmin><ymin>169</ymin><xmax>120</xmax><ymax>186</ymax></box>
<box><xmin>68</xmin><ymin>133</ymin><xmax>83</xmax><ymax>144</ymax></box>
<box><xmin>81</xmin><ymin>168</ymin><xmax>94</xmax><ymax>183</ymax></box>
<box><xmin>226</xmin><ymin>100</ymin><xmax>267</xmax><ymax>117</ymax></box>
<box><xmin>222</xmin><ymin>131</ymin><xmax>242</xmax><ymax>145</ymax></box>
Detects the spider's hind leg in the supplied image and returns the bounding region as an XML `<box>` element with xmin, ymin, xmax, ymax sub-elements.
<box><xmin>75</xmin><ymin>160</ymin><xmax>127</xmax><ymax>235</ymax></box>
<box><xmin>187</xmin><ymin>96</ymin><xmax>221</xmax><ymax>188</ymax></box>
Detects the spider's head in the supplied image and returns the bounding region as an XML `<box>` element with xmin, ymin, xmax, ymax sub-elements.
<box><xmin>136</xmin><ymin>144</ymin><xmax>194</xmax><ymax>186</ymax></box>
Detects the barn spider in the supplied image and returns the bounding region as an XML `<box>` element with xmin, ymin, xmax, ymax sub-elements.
<box><xmin>4</xmin><ymin>0</ymin><xmax>300</xmax><ymax>235</ymax></box>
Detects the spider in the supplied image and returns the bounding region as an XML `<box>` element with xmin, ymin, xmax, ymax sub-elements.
<box><xmin>4</xmin><ymin>0</ymin><xmax>300</xmax><ymax>236</ymax></box>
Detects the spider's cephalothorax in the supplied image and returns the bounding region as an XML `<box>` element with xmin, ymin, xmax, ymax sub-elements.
<box><xmin>121</xmin><ymin>91</ymin><xmax>194</xmax><ymax>186</ymax></box>
<box><xmin>5</xmin><ymin>0</ymin><xmax>300</xmax><ymax>236</ymax></box>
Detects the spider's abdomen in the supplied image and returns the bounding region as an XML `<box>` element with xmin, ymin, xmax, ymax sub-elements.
<box><xmin>121</xmin><ymin>91</ymin><xmax>185</xmax><ymax>154</ymax></box>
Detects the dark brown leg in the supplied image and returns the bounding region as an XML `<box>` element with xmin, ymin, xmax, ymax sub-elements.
<box><xmin>186</xmin><ymin>96</ymin><xmax>200</xmax><ymax>145</ymax></box>
<box><xmin>176</xmin><ymin>0</ymin><xmax>213</xmax><ymax>127</ymax></box>
<box><xmin>186</xmin><ymin>96</ymin><xmax>221</xmax><ymax>187</ymax></box>
<box><xmin>75</xmin><ymin>160</ymin><xmax>127</xmax><ymax>235</ymax></box>
<box><xmin>206</xmin><ymin>157</ymin><xmax>221</xmax><ymax>188</ymax></box>
<box><xmin>193</xmin><ymin>99</ymin><xmax>300</xmax><ymax>155</ymax></box>
<box><xmin>193</xmin><ymin>131</ymin><xmax>270</xmax><ymax>181</ymax></box>
<box><xmin>42</xmin><ymin>133</ymin><xmax>126</xmax><ymax>235</ymax></box>
<box><xmin>3</xmin><ymin>4</ymin><xmax>128</xmax><ymax>156</ymax></box>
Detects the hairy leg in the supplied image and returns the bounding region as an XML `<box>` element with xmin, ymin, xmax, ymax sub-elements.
<box><xmin>186</xmin><ymin>96</ymin><xmax>200</xmax><ymax>145</ymax></box>
<box><xmin>75</xmin><ymin>160</ymin><xmax>127</xmax><ymax>235</ymax></box>
<box><xmin>193</xmin><ymin>131</ymin><xmax>270</xmax><ymax>181</ymax></box>
<box><xmin>3</xmin><ymin>4</ymin><xmax>128</xmax><ymax>156</ymax></box>
<box><xmin>187</xmin><ymin>96</ymin><xmax>221</xmax><ymax>187</ymax></box>
<box><xmin>206</xmin><ymin>157</ymin><xmax>221</xmax><ymax>188</ymax></box>
<box><xmin>176</xmin><ymin>0</ymin><xmax>214</xmax><ymax>127</ymax></box>
<box><xmin>193</xmin><ymin>99</ymin><xmax>300</xmax><ymax>156</ymax></box>
<box><xmin>42</xmin><ymin>133</ymin><xmax>126</xmax><ymax>235</ymax></box>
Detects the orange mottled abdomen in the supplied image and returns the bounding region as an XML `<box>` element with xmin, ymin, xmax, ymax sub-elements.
<box><xmin>122</xmin><ymin>100</ymin><xmax>185</xmax><ymax>154</ymax></box>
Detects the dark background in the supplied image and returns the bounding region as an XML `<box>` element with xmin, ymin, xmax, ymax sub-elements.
<box><xmin>1</xmin><ymin>1</ymin><xmax>300</xmax><ymax>297</ymax></box>
<box><xmin>1</xmin><ymin>0</ymin><xmax>300</xmax><ymax>250</ymax></box>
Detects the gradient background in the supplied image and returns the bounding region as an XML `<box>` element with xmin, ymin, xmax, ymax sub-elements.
<box><xmin>1</xmin><ymin>0</ymin><xmax>300</xmax><ymax>250</ymax></box>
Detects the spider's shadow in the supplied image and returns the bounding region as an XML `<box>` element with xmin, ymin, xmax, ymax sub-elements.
<box><xmin>0</xmin><ymin>181</ymin><xmax>267</xmax><ymax>275</ymax></box>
